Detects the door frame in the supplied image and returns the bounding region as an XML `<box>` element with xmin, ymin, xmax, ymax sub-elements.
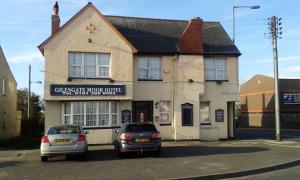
<box><xmin>132</xmin><ymin>101</ymin><xmax>153</xmax><ymax>123</ymax></box>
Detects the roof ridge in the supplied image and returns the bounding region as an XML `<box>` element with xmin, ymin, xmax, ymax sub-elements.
<box><xmin>105</xmin><ymin>15</ymin><xmax>188</xmax><ymax>22</ymax></box>
<box><xmin>105</xmin><ymin>15</ymin><xmax>221</xmax><ymax>23</ymax></box>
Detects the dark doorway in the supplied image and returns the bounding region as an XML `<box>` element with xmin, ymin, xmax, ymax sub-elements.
<box><xmin>132</xmin><ymin>101</ymin><xmax>153</xmax><ymax>123</ymax></box>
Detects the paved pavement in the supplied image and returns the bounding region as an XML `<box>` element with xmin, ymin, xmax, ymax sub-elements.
<box><xmin>1</xmin><ymin>139</ymin><xmax>300</xmax><ymax>180</ymax></box>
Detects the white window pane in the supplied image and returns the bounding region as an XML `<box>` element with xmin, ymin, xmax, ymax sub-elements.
<box><xmin>64</xmin><ymin>116</ymin><xmax>71</xmax><ymax>125</ymax></box>
<box><xmin>69</xmin><ymin>53</ymin><xmax>82</xmax><ymax>65</ymax></box>
<box><xmin>70</xmin><ymin>66</ymin><xmax>81</xmax><ymax>77</ymax></box>
<box><xmin>98</xmin><ymin>54</ymin><xmax>110</xmax><ymax>65</ymax></box>
<box><xmin>138</xmin><ymin>57</ymin><xmax>148</xmax><ymax>68</ymax></box>
<box><xmin>111</xmin><ymin>102</ymin><xmax>117</xmax><ymax>113</ymax></box>
<box><xmin>216</xmin><ymin>70</ymin><xmax>226</xmax><ymax>80</ymax></box>
<box><xmin>86</xmin><ymin>102</ymin><xmax>97</xmax><ymax>113</ymax></box>
<box><xmin>111</xmin><ymin>115</ymin><xmax>118</xmax><ymax>126</ymax></box>
<box><xmin>215</xmin><ymin>59</ymin><xmax>226</xmax><ymax>69</ymax></box>
<box><xmin>64</xmin><ymin>103</ymin><xmax>71</xmax><ymax>114</ymax></box>
<box><xmin>86</xmin><ymin>115</ymin><xmax>96</xmax><ymax>126</ymax></box>
<box><xmin>73</xmin><ymin>102</ymin><xmax>84</xmax><ymax>114</ymax></box>
<box><xmin>99</xmin><ymin>102</ymin><xmax>109</xmax><ymax>113</ymax></box>
<box><xmin>205</xmin><ymin>59</ymin><xmax>215</xmax><ymax>69</ymax></box>
<box><xmin>205</xmin><ymin>69</ymin><xmax>215</xmax><ymax>80</ymax></box>
<box><xmin>84</xmin><ymin>54</ymin><xmax>96</xmax><ymax>66</ymax></box>
<box><xmin>99</xmin><ymin>67</ymin><xmax>109</xmax><ymax>77</ymax></box>
<box><xmin>73</xmin><ymin>115</ymin><xmax>84</xmax><ymax>126</ymax></box>
<box><xmin>99</xmin><ymin>114</ymin><xmax>109</xmax><ymax>126</ymax></box>
<box><xmin>85</xmin><ymin>66</ymin><xmax>96</xmax><ymax>77</ymax></box>
<box><xmin>138</xmin><ymin>69</ymin><xmax>147</xmax><ymax>79</ymax></box>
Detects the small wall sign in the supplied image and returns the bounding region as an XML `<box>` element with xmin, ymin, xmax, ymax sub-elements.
<box><xmin>215</xmin><ymin>109</ymin><xmax>224</xmax><ymax>122</ymax></box>
<box><xmin>121</xmin><ymin>110</ymin><xmax>131</xmax><ymax>123</ymax></box>
<box><xmin>50</xmin><ymin>84</ymin><xmax>126</xmax><ymax>96</ymax></box>
<box><xmin>283</xmin><ymin>93</ymin><xmax>300</xmax><ymax>104</ymax></box>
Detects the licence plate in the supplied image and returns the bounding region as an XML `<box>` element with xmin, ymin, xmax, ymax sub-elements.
<box><xmin>55</xmin><ymin>139</ymin><xmax>71</xmax><ymax>144</ymax></box>
<box><xmin>135</xmin><ymin>138</ymin><xmax>148</xmax><ymax>143</ymax></box>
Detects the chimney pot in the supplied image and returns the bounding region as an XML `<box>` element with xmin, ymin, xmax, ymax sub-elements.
<box><xmin>51</xmin><ymin>1</ymin><xmax>60</xmax><ymax>34</ymax></box>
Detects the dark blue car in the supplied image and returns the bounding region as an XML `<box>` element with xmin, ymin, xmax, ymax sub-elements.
<box><xmin>114</xmin><ymin>123</ymin><xmax>161</xmax><ymax>157</ymax></box>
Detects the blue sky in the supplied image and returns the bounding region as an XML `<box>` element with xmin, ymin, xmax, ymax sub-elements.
<box><xmin>0</xmin><ymin>0</ymin><xmax>299</xmax><ymax>97</ymax></box>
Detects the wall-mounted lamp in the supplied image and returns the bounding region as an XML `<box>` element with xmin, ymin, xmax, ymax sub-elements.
<box><xmin>188</xmin><ymin>79</ymin><xmax>194</xmax><ymax>83</ymax></box>
<box><xmin>155</xmin><ymin>102</ymin><xmax>159</xmax><ymax>109</ymax></box>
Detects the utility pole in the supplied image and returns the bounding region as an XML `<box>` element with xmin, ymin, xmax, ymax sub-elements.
<box><xmin>28</xmin><ymin>64</ymin><xmax>31</xmax><ymax>120</ymax></box>
<box><xmin>268</xmin><ymin>16</ymin><xmax>282</xmax><ymax>141</ymax></box>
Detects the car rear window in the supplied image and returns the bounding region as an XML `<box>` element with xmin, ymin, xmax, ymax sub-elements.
<box><xmin>47</xmin><ymin>126</ymin><xmax>81</xmax><ymax>135</ymax></box>
<box><xmin>125</xmin><ymin>124</ymin><xmax>157</xmax><ymax>132</ymax></box>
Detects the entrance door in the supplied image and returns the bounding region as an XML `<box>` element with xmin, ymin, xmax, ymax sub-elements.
<box><xmin>133</xmin><ymin>101</ymin><xmax>153</xmax><ymax>123</ymax></box>
<box><xmin>227</xmin><ymin>102</ymin><xmax>235</xmax><ymax>138</ymax></box>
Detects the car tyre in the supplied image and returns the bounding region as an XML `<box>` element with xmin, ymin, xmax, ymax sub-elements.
<box><xmin>154</xmin><ymin>150</ymin><xmax>161</xmax><ymax>157</ymax></box>
<box><xmin>79</xmin><ymin>153</ymin><xmax>87</xmax><ymax>161</ymax></box>
<box><xmin>41</xmin><ymin>156</ymin><xmax>48</xmax><ymax>162</ymax></box>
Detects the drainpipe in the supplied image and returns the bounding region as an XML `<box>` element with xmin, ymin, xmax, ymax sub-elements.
<box><xmin>171</xmin><ymin>54</ymin><xmax>178</xmax><ymax>141</ymax></box>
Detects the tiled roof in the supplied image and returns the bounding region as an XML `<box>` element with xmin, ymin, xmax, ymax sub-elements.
<box><xmin>106</xmin><ymin>15</ymin><xmax>241</xmax><ymax>56</ymax></box>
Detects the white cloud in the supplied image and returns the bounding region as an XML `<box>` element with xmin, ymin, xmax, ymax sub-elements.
<box><xmin>282</xmin><ymin>66</ymin><xmax>300</xmax><ymax>73</ymax></box>
<box><xmin>8</xmin><ymin>52</ymin><xmax>43</xmax><ymax>64</ymax></box>
<box><xmin>245</xmin><ymin>55</ymin><xmax>300</xmax><ymax>64</ymax></box>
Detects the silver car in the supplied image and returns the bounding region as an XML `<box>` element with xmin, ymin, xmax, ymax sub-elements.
<box><xmin>40</xmin><ymin>125</ymin><xmax>88</xmax><ymax>162</ymax></box>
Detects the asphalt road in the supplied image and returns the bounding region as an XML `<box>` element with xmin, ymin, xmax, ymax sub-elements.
<box><xmin>2</xmin><ymin>129</ymin><xmax>300</xmax><ymax>180</ymax></box>
<box><xmin>235</xmin><ymin>128</ymin><xmax>300</xmax><ymax>140</ymax></box>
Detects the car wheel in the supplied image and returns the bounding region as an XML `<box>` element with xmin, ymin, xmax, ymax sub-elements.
<box><xmin>79</xmin><ymin>153</ymin><xmax>87</xmax><ymax>160</ymax></box>
<box><xmin>41</xmin><ymin>156</ymin><xmax>48</xmax><ymax>162</ymax></box>
<box><xmin>154</xmin><ymin>150</ymin><xmax>161</xmax><ymax>157</ymax></box>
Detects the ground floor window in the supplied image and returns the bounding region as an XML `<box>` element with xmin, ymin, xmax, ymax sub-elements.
<box><xmin>200</xmin><ymin>102</ymin><xmax>210</xmax><ymax>125</ymax></box>
<box><xmin>62</xmin><ymin>101</ymin><xmax>119</xmax><ymax>127</ymax></box>
<box><xmin>182</xmin><ymin>103</ymin><xmax>193</xmax><ymax>126</ymax></box>
<box><xmin>159</xmin><ymin>101</ymin><xmax>171</xmax><ymax>124</ymax></box>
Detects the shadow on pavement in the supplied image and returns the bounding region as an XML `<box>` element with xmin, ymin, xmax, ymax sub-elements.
<box><xmin>235</xmin><ymin>128</ymin><xmax>300</xmax><ymax>140</ymax></box>
<box><xmin>83</xmin><ymin>145</ymin><xmax>269</xmax><ymax>162</ymax></box>
<box><xmin>0</xmin><ymin>161</ymin><xmax>20</xmax><ymax>168</ymax></box>
<box><xmin>180</xmin><ymin>159</ymin><xmax>300</xmax><ymax>179</ymax></box>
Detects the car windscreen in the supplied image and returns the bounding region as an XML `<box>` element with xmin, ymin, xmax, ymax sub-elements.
<box><xmin>47</xmin><ymin>126</ymin><xmax>81</xmax><ymax>135</ymax></box>
<box><xmin>125</xmin><ymin>124</ymin><xmax>157</xmax><ymax>132</ymax></box>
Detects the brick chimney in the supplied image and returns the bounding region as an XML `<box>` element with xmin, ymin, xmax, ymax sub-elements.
<box><xmin>51</xmin><ymin>1</ymin><xmax>60</xmax><ymax>34</ymax></box>
<box><xmin>178</xmin><ymin>17</ymin><xmax>204</xmax><ymax>54</ymax></box>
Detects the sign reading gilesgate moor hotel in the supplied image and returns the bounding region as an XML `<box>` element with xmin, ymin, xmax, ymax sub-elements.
<box><xmin>50</xmin><ymin>85</ymin><xmax>126</xmax><ymax>96</ymax></box>
<box><xmin>39</xmin><ymin>1</ymin><xmax>241</xmax><ymax>144</ymax></box>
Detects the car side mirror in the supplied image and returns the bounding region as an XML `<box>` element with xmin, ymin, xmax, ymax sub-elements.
<box><xmin>84</xmin><ymin>131</ymin><xmax>90</xmax><ymax>135</ymax></box>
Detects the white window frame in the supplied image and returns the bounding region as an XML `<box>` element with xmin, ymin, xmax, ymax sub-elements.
<box><xmin>61</xmin><ymin>101</ymin><xmax>119</xmax><ymax>128</ymax></box>
<box><xmin>200</xmin><ymin>101</ymin><xmax>211</xmax><ymax>125</ymax></box>
<box><xmin>205</xmin><ymin>58</ymin><xmax>227</xmax><ymax>81</ymax></box>
<box><xmin>159</xmin><ymin>101</ymin><xmax>171</xmax><ymax>124</ymax></box>
<box><xmin>97</xmin><ymin>54</ymin><xmax>111</xmax><ymax>78</ymax></box>
<box><xmin>2</xmin><ymin>78</ymin><xmax>7</xmax><ymax>96</ymax></box>
<box><xmin>69</xmin><ymin>52</ymin><xmax>111</xmax><ymax>78</ymax></box>
<box><xmin>138</xmin><ymin>56</ymin><xmax>162</xmax><ymax>80</ymax></box>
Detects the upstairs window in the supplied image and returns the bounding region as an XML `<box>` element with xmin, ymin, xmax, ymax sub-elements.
<box><xmin>69</xmin><ymin>52</ymin><xmax>110</xmax><ymax>78</ymax></box>
<box><xmin>205</xmin><ymin>58</ymin><xmax>227</xmax><ymax>81</ymax></box>
<box><xmin>138</xmin><ymin>57</ymin><xmax>161</xmax><ymax>80</ymax></box>
<box><xmin>2</xmin><ymin>78</ymin><xmax>7</xmax><ymax>96</ymax></box>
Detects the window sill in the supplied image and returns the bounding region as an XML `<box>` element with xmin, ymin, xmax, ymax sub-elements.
<box><xmin>182</xmin><ymin>124</ymin><xmax>193</xmax><ymax>126</ymax></box>
<box><xmin>205</xmin><ymin>80</ymin><xmax>228</xmax><ymax>82</ymax></box>
<box><xmin>160</xmin><ymin>123</ymin><xmax>171</xmax><ymax>126</ymax></box>
<box><xmin>82</xmin><ymin>126</ymin><xmax>120</xmax><ymax>130</ymax></box>
<box><xmin>200</xmin><ymin>122</ymin><xmax>211</xmax><ymax>126</ymax></box>
<box><xmin>68</xmin><ymin>77</ymin><xmax>112</xmax><ymax>81</ymax></box>
<box><xmin>138</xmin><ymin>79</ymin><xmax>163</xmax><ymax>81</ymax></box>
